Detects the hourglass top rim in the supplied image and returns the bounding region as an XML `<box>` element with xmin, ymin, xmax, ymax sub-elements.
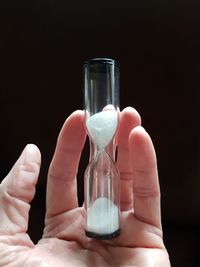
<box><xmin>83</xmin><ymin>58</ymin><xmax>119</xmax><ymax>67</ymax></box>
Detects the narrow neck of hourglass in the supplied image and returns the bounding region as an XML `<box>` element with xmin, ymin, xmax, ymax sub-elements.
<box><xmin>89</xmin><ymin>138</ymin><xmax>116</xmax><ymax>163</ymax></box>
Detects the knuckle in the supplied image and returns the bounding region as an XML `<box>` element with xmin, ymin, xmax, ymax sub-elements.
<box><xmin>134</xmin><ymin>186</ymin><xmax>160</xmax><ymax>198</ymax></box>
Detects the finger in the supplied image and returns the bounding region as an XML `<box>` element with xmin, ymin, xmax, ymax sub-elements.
<box><xmin>117</xmin><ymin>107</ymin><xmax>141</xmax><ymax>211</ymax></box>
<box><xmin>2</xmin><ymin>144</ymin><xmax>41</xmax><ymax>203</ymax></box>
<box><xmin>46</xmin><ymin>110</ymin><xmax>86</xmax><ymax>217</ymax></box>
<box><xmin>0</xmin><ymin>144</ymin><xmax>41</xmax><ymax>234</ymax></box>
<box><xmin>129</xmin><ymin>126</ymin><xmax>161</xmax><ymax>228</ymax></box>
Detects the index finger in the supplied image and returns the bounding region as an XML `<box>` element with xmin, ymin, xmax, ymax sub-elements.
<box><xmin>46</xmin><ymin>110</ymin><xmax>86</xmax><ymax>218</ymax></box>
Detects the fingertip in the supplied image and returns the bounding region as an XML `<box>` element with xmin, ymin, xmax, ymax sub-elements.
<box><xmin>56</xmin><ymin>110</ymin><xmax>86</xmax><ymax>153</ymax></box>
<box><xmin>129</xmin><ymin>126</ymin><xmax>157</xmax><ymax>170</ymax></box>
<box><xmin>63</xmin><ymin>110</ymin><xmax>85</xmax><ymax>130</ymax></box>
<box><xmin>120</xmin><ymin>107</ymin><xmax>141</xmax><ymax>126</ymax></box>
<box><xmin>129</xmin><ymin>126</ymin><xmax>147</xmax><ymax>141</ymax></box>
<box><xmin>59</xmin><ymin>110</ymin><xmax>86</xmax><ymax>141</ymax></box>
<box><xmin>117</xmin><ymin>107</ymin><xmax>142</xmax><ymax>160</ymax></box>
<box><xmin>23</xmin><ymin>144</ymin><xmax>41</xmax><ymax>166</ymax></box>
<box><xmin>122</xmin><ymin>106</ymin><xmax>137</xmax><ymax>112</ymax></box>
<box><xmin>73</xmin><ymin>109</ymin><xmax>85</xmax><ymax>116</ymax></box>
<box><xmin>69</xmin><ymin>110</ymin><xmax>85</xmax><ymax>120</ymax></box>
<box><xmin>25</xmin><ymin>144</ymin><xmax>41</xmax><ymax>157</ymax></box>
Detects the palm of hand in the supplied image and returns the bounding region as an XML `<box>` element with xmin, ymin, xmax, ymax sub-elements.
<box><xmin>0</xmin><ymin>204</ymin><xmax>168</xmax><ymax>267</ymax></box>
<box><xmin>0</xmin><ymin>109</ymin><xmax>170</xmax><ymax>267</ymax></box>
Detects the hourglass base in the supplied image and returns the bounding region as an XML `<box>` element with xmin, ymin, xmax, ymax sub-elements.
<box><xmin>85</xmin><ymin>228</ymin><xmax>120</xmax><ymax>240</ymax></box>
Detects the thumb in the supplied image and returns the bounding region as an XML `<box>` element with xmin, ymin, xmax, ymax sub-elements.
<box><xmin>3</xmin><ymin>144</ymin><xmax>41</xmax><ymax>203</ymax></box>
<box><xmin>0</xmin><ymin>144</ymin><xmax>41</xmax><ymax>235</ymax></box>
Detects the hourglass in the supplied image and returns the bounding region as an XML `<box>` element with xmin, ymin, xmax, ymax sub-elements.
<box><xmin>84</xmin><ymin>58</ymin><xmax>120</xmax><ymax>240</ymax></box>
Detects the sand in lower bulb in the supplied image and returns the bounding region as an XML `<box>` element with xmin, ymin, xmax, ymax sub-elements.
<box><xmin>86</xmin><ymin>197</ymin><xmax>120</xmax><ymax>239</ymax></box>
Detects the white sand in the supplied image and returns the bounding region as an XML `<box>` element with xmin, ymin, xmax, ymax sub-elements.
<box><xmin>87</xmin><ymin>197</ymin><xmax>119</xmax><ymax>235</ymax></box>
<box><xmin>86</xmin><ymin>111</ymin><xmax>118</xmax><ymax>149</ymax></box>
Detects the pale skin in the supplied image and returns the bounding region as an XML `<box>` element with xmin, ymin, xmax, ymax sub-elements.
<box><xmin>0</xmin><ymin>107</ymin><xmax>171</xmax><ymax>267</ymax></box>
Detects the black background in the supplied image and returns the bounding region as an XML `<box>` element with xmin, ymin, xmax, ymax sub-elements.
<box><xmin>0</xmin><ymin>0</ymin><xmax>200</xmax><ymax>266</ymax></box>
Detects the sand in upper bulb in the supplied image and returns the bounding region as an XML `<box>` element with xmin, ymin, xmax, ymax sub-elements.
<box><xmin>86</xmin><ymin>110</ymin><xmax>118</xmax><ymax>149</ymax></box>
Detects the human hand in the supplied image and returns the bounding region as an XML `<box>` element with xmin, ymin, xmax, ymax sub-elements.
<box><xmin>0</xmin><ymin>108</ymin><xmax>170</xmax><ymax>266</ymax></box>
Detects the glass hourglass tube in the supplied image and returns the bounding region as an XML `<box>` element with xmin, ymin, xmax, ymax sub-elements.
<box><xmin>84</xmin><ymin>58</ymin><xmax>120</xmax><ymax>240</ymax></box>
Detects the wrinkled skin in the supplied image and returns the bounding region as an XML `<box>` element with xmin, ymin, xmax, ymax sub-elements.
<box><xmin>0</xmin><ymin>108</ymin><xmax>171</xmax><ymax>267</ymax></box>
